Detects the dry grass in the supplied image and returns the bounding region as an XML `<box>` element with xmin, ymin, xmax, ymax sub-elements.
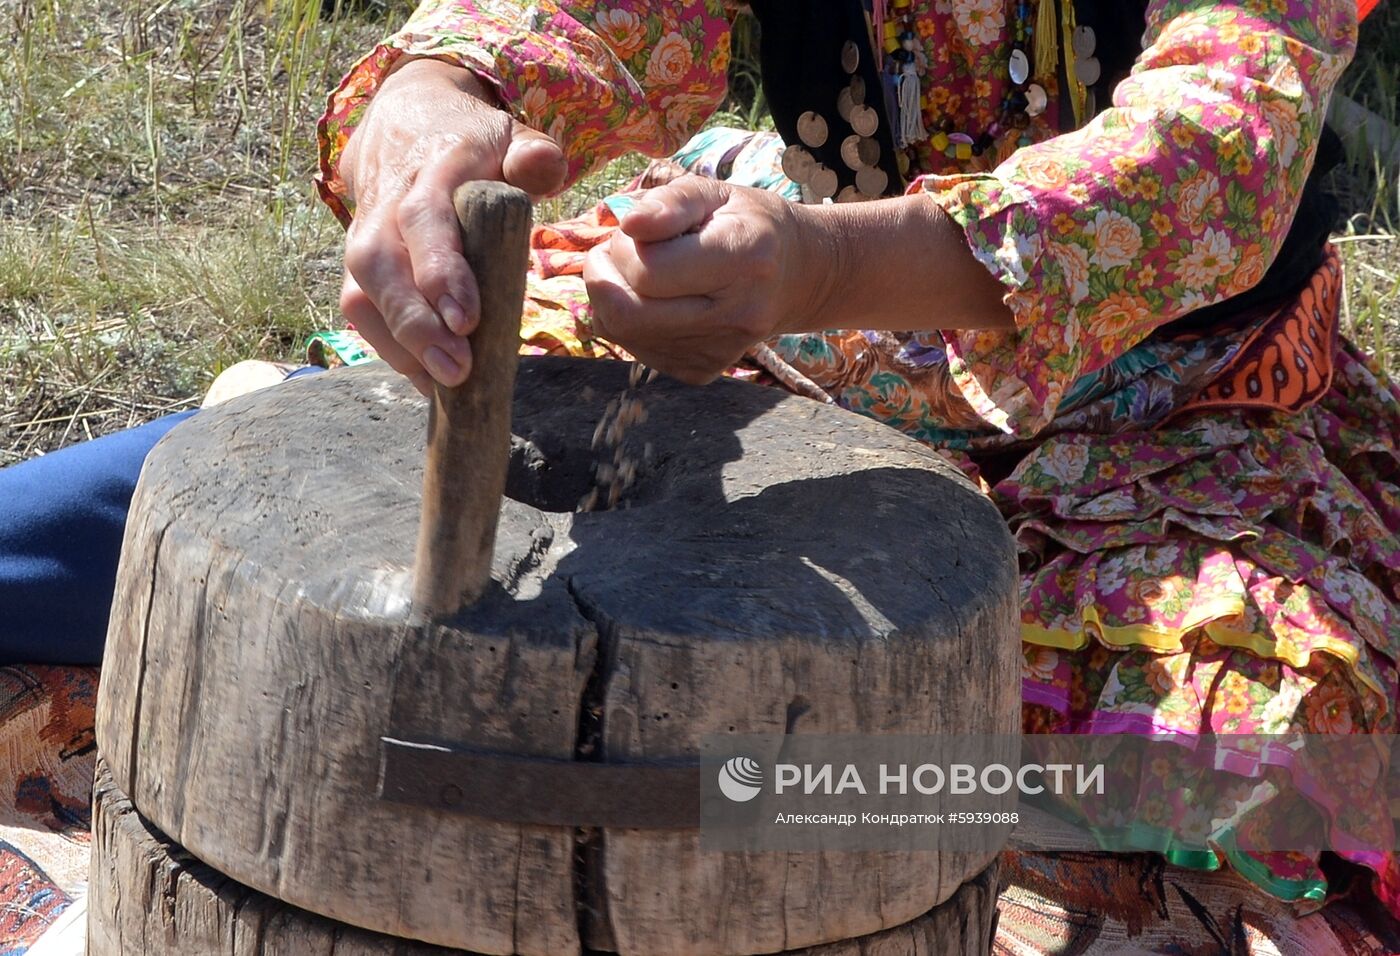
<box><xmin>1</xmin><ymin>2</ymin><xmax>1397</xmax><ymax>465</ymax></box>
<box><xmin>0</xmin><ymin>0</ymin><xmax>394</xmax><ymax>462</ymax></box>
<box><xmin>1331</xmin><ymin>3</ymin><xmax>1400</xmax><ymax>366</ymax></box>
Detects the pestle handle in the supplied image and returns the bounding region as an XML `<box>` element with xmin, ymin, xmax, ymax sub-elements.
<box><xmin>411</xmin><ymin>181</ymin><xmax>533</xmax><ymax>622</ymax></box>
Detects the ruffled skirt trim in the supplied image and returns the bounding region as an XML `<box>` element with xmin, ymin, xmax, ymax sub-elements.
<box><xmin>1010</xmin><ymin>342</ymin><xmax>1400</xmax><ymax>913</ymax></box>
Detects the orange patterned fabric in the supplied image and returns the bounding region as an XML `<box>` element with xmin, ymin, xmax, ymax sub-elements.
<box><xmin>0</xmin><ymin>665</ymin><xmax>96</xmax><ymax>950</ymax></box>
<box><xmin>1175</xmin><ymin>245</ymin><xmax>1342</xmax><ymax>419</ymax></box>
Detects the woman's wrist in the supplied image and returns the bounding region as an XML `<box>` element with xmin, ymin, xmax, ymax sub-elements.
<box><xmin>384</xmin><ymin>55</ymin><xmax>497</xmax><ymax>104</ymax></box>
<box><xmin>784</xmin><ymin>195</ymin><xmax>1013</xmax><ymax>335</ymax></box>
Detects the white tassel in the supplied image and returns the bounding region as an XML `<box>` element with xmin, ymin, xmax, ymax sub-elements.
<box><xmin>897</xmin><ymin>66</ymin><xmax>926</xmax><ymax>146</ymax></box>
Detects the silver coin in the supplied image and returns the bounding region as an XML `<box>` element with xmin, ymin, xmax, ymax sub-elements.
<box><xmin>837</xmin><ymin>87</ymin><xmax>855</xmax><ymax>121</ymax></box>
<box><xmin>1074</xmin><ymin>55</ymin><xmax>1101</xmax><ymax>87</ymax></box>
<box><xmin>780</xmin><ymin>145</ymin><xmax>816</xmax><ymax>184</ymax></box>
<box><xmin>848</xmin><ymin>75</ymin><xmax>866</xmax><ymax>104</ymax></box>
<box><xmin>857</xmin><ymin>136</ymin><xmax>881</xmax><ymax>167</ymax></box>
<box><xmin>840</xmin><ymin>134</ymin><xmax>865</xmax><ymax>170</ymax></box>
<box><xmin>1025</xmin><ymin>83</ymin><xmax>1048</xmax><ymax>117</ymax></box>
<box><xmin>809</xmin><ymin>165</ymin><xmax>839</xmax><ymax>199</ymax></box>
<box><xmin>797</xmin><ymin>110</ymin><xmax>829</xmax><ymax>148</ymax></box>
<box><xmin>1072</xmin><ymin>25</ymin><xmax>1096</xmax><ymax>59</ymax></box>
<box><xmin>1008</xmin><ymin>49</ymin><xmax>1030</xmax><ymax>86</ymax></box>
<box><xmin>855</xmin><ymin>165</ymin><xmax>888</xmax><ymax>197</ymax></box>
<box><xmin>850</xmin><ymin>104</ymin><xmax>879</xmax><ymax>137</ymax></box>
<box><xmin>841</xmin><ymin>40</ymin><xmax>860</xmax><ymax>74</ymax></box>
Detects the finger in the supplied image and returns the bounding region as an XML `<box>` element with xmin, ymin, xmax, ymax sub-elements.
<box><xmin>397</xmin><ymin>163</ymin><xmax>482</xmax><ymax>337</ymax></box>
<box><xmin>606</xmin><ymin>225</ymin><xmax>759</xmax><ymax>301</ymax></box>
<box><xmin>339</xmin><ymin>272</ymin><xmax>434</xmax><ymax>396</ymax></box>
<box><xmin>502</xmin><ymin>121</ymin><xmax>567</xmax><ymax>199</ymax></box>
<box><xmin>345</xmin><ymin>213</ymin><xmax>474</xmax><ymax>387</ymax></box>
<box><xmin>583</xmin><ymin>246</ymin><xmax>729</xmax><ymax>384</ymax></box>
<box><xmin>619</xmin><ymin>177</ymin><xmax>730</xmax><ymax>244</ymax></box>
<box><xmin>582</xmin><ymin>244</ymin><xmax>643</xmax><ymax>348</ymax></box>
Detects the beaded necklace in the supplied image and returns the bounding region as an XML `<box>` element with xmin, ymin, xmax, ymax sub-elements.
<box><xmin>872</xmin><ymin>0</ymin><xmax>1098</xmax><ymax>165</ymax></box>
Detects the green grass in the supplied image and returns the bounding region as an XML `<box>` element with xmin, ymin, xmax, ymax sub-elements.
<box><xmin>0</xmin><ymin>0</ymin><xmax>395</xmax><ymax>462</ymax></box>
<box><xmin>0</xmin><ymin>2</ymin><xmax>1396</xmax><ymax>464</ymax></box>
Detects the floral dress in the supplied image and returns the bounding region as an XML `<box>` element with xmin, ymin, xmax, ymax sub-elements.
<box><xmin>316</xmin><ymin>0</ymin><xmax>1400</xmax><ymax>936</ymax></box>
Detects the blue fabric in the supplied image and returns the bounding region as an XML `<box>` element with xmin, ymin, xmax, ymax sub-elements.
<box><xmin>0</xmin><ymin>412</ymin><xmax>196</xmax><ymax>665</ymax></box>
<box><xmin>0</xmin><ymin>364</ymin><xmax>324</xmax><ymax>666</ymax></box>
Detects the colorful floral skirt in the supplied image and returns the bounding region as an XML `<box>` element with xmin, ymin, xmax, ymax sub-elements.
<box><xmin>308</xmin><ymin>130</ymin><xmax>1400</xmax><ymax>937</ymax></box>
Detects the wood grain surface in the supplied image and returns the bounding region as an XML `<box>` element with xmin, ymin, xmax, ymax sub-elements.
<box><xmin>95</xmin><ymin>357</ymin><xmax>1019</xmax><ymax>954</ymax></box>
<box><xmin>87</xmin><ymin>760</ymin><xmax>1002</xmax><ymax>955</ymax></box>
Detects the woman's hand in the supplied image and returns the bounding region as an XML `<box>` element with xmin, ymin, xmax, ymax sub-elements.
<box><xmin>583</xmin><ymin>177</ymin><xmax>838</xmax><ymax>384</ymax></box>
<box><xmin>337</xmin><ymin>58</ymin><xmax>567</xmax><ymax>392</ymax></box>
<box><xmin>584</xmin><ymin>179</ymin><xmax>1014</xmax><ymax>384</ymax></box>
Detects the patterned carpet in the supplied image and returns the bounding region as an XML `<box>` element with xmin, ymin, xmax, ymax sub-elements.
<box><xmin>2</xmin><ymin>664</ymin><xmax>1397</xmax><ymax>954</ymax></box>
<box><xmin>0</xmin><ymin>667</ymin><xmax>94</xmax><ymax>954</ymax></box>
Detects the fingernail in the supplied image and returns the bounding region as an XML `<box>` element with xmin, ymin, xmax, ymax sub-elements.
<box><xmin>438</xmin><ymin>295</ymin><xmax>468</xmax><ymax>334</ymax></box>
<box><xmin>632</xmin><ymin>198</ymin><xmax>664</xmax><ymax>216</ymax></box>
<box><xmin>421</xmin><ymin>346</ymin><xmax>462</xmax><ymax>385</ymax></box>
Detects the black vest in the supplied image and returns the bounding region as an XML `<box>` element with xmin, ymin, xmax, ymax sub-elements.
<box><xmin>746</xmin><ymin>0</ymin><xmax>1339</xmax><ymax>329</ymax></box>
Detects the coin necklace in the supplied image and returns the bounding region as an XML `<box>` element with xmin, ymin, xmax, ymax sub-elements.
<box><xmin>781</xmin><ymin>38</ymin><xmax>889</xmax><ymax>202</ymax></box>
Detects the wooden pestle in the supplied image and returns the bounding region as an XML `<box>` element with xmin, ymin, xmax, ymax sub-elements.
<box><xmin>411</xmin><ymin>181</ymin><xmax>532</xmax><ymax>622</ymax></box>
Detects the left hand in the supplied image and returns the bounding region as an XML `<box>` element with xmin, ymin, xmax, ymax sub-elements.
<box><xmin>583</xmin><ymin>176</ymin><xmax>833</xmax><ymax>384</ymax></box>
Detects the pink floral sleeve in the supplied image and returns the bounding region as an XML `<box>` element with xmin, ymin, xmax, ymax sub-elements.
<box><xmin>316</xmin><ymin>0</ymin><xmax>735</xmax><ymax>225</ymax></box>
<box><xmin>914</xmin><ymin>0</ymin><xmax>1357</xmax><ymax>437</ymax></box>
